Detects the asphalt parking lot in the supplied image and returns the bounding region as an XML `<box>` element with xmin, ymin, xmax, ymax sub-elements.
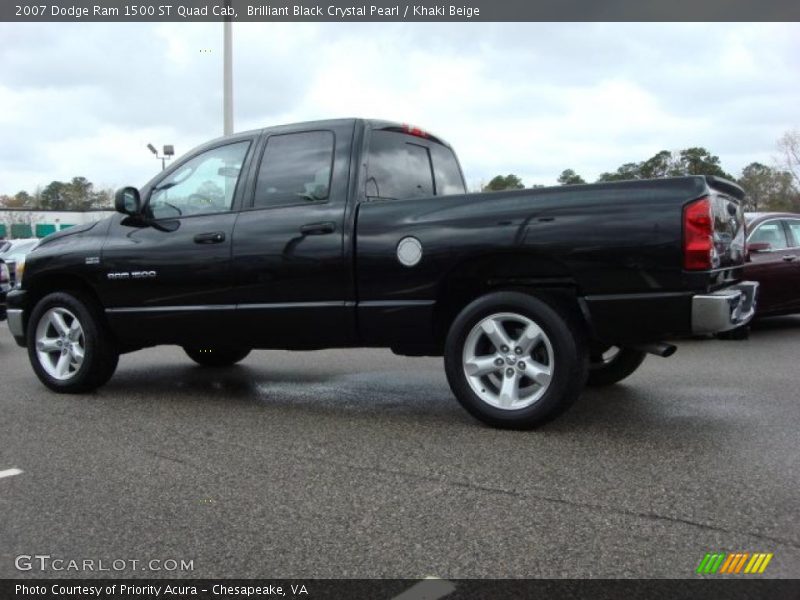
<box><xmin>1</xmin><ymin>319</ymin><xmax>799</xmax><ymax>579</ymax></box>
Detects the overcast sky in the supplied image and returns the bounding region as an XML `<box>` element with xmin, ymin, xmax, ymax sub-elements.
<box><xmin>1</xmin><ymin>22</ymin><xmax>798</xmax><ymax>194</ymax></box>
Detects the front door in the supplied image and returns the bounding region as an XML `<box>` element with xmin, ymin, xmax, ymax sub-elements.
<box><xmin>230</xmin><ymin>124</ymin><xmax>355</xmax><ymax>348</ymax></box>
<box><xmin>746</xmin><ymin>218</ymin><xmax>796</xmax><ymax>315</ymax></box>
<box><xmin>99</xmin><ymin>139</ymin><xmax>254</xmax><ymax>345</ymax></box>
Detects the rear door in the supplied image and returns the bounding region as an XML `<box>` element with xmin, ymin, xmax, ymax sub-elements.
<box><xmin>229</xmin><ymin>122</ymin><xmax>355</xmax><ymax>348</ymax></box>
<box><xmin>781</xmin><ymin>218</ymin><xmax>800</xmax><ymax>312</ymax></box>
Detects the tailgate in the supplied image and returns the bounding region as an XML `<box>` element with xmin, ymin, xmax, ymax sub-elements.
<box><xmin>707</xmin><ymin>177</ymin><xmax>746</xmax><ymax>269</ymax></box>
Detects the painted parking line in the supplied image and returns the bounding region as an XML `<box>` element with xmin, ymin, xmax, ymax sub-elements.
<box><xmin>391</xmin><ymin>577</ymin><xmax>455</xmax><ymax>600</ymax></box>
<box><xmin>0</xmin><ymin>468</ymin><xmax>23</xmax><ymax>479</ymax></box>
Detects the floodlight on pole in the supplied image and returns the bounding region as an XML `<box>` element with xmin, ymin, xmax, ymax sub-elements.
<box><xmin>146</xmin><ymin>143</ymin><xmax>174</xmax><ymax>170</ymax></box>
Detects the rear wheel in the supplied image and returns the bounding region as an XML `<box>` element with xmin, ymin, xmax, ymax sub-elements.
<box><xmin>184</xmin><ymin>346</ymin><xmax>251</xmax><ymax>367</ymax></box>
<box><xmin>27</xmin><ymin>292</ymin><xmax>119</xmax><ymax>393</ymax></box>
<box><xmin>586</xmin><ymin>346</ymin><xmax>647</xmax><ymax>387</ymax></box>
<box><xmin>444</xmin><ymin>292</ymin><xmax>587</xmax><ymax>429</ymax></box>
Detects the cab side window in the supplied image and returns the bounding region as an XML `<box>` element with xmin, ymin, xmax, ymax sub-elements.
<box><xmin>431</xmin><ymin>143</ymin><xmax>466</xmax><ymax>196</ymax></box>
<box><xmin>366</xmin><ymin>131</ymin><xmax>434</xmax><ymax>200</ymax></box>
<box><xmin>148</xmin><ymin>141</ymin><xmax>250</xmax><ymax>219</ymax></box>
<box><xmin>366</xmin><ymin>130</ymin><xmax>466</xmax><ymax>200</ymax></box>
<box><xmin>254</xmin><ymin>131</ymin><xmax>334</xmax><ymax>208</ymax></box>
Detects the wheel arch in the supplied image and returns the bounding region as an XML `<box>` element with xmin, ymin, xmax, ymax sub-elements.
<box><xmin>22</xmin><ymin>273</ymin><xmax>109</xmax><ymax>342</ymax></box>
<box><xmin>432</xmin><ymin>252</ymin><xmax>589</xmax><ymax>347</ymax></box>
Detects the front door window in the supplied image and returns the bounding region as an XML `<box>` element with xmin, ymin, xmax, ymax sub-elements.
<box><xmin>148</xmin><ymin>141</ymin><xmax>250</xmax><ymax>219</ymax></box>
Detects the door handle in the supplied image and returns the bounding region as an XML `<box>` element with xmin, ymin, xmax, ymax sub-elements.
<box><xmin>194</xmin><ymin>231</ymin><xmax>226</xmax><ymax>244</ymax></box>
<box><xmin>781</xmin><ymin>255</ymin><xmax>797</xmax><ymax>262</ymax></box>
<box><xmin>300</xmin><ymin>222</ymin><xmax>335</xmax><ymax>236</ymax></box>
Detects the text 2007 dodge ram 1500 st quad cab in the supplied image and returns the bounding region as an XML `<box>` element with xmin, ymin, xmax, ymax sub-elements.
<box><xmin>6</xmin><ymin>118</ymin><xmax>757</xmax><ymax>428</ymax></box>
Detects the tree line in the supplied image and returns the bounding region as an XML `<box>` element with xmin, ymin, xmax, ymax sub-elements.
<box><xmin>483</xmin><ymin>130</ymin><xmax>800</xmax><ymax>213</ymax></box>
<box><xmin>0</xmin><ymin>177</ymin><xmax>113</xmax><ymax>211</ymax></box>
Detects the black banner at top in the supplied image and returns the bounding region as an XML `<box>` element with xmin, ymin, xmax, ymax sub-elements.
<box><xmin>3</xmin><ymin>0</ymin><xmax>800</xmax><ymax>22</ymax></box>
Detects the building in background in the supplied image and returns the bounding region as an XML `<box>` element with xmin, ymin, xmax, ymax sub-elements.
<box><xmin>0</xmin><ymin>208</ymin><xmax>114</xmax><ymax>239</ymax></box>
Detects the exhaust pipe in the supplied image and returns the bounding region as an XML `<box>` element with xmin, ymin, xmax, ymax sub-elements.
<box><xmin>631</xmin><ymin>342</ymin><xmax>677</xmax><ymax>358</ymax></box>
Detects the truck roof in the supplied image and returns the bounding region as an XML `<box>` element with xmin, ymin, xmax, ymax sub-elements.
<box><xmin>197</xmin><ymin>118</ymin><xmax>454</xmax><ymax>151</ymax></box>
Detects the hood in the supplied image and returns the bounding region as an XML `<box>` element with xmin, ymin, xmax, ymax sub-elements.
<box><xmin>35</xmin><ymin>220</ymin><xmax>100</xmax><ymax>247</ymax></box>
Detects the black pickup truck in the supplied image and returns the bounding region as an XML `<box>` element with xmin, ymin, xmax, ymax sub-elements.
<box><xmin>6</xmin><ymin>118</ymin><xmax>757</xmax><ymax>428</ymax></box>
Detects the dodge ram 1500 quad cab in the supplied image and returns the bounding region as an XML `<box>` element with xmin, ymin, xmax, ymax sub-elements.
<box><xmin>6</xmin><ymin>119</ymin><xmax>757</xmax><ymax>428</ymax></box>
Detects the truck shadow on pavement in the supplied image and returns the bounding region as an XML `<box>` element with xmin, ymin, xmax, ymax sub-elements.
<box><xmin>103</xmin><ymin>361</ymin><xmax>473</xmax><ymax>425</ymax></box>
<box><xmin>749</xmin><ymin>314</ymin><xmax>800</xmax><ymax>333</ymax></box>
<box><xmin>98</xmin><ymin>359</ymin><xmax>741</xmax><ymax>438</ymax></box>
<box><xmin>550</xmin><ymin>384</ymin><xmax>725</xmax><ymax>437</ymax></box>
<box><xmin>95</xmin><ymin>314</ymin><xmax>800</xmax><ymax>432</ymax></box>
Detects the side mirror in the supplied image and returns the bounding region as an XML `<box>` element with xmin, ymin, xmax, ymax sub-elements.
<box><xmin>747</xmin><ymin>242</ymin><xmax>771</xmax><ymax>253</ymax></box>
<box><xmin>114</xmin><ymin>187</ymin><xmax>142</xmax><ymax>216</ymax></box>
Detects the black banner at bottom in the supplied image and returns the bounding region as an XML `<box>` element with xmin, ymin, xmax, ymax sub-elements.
<box><xmin>5</xmin><ymin>579</ymin><xmax>800</xmax><ymax>600</ymax></box>
<box><xmin>3</xmin><ymin>579</ymin><xmax>800</xmax><ymax>600</ymax></box>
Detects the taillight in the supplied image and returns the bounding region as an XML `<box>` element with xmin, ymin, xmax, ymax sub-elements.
<box><xmin>683</xmin><ymin>196</ymin><xmax>714</xmax><ymax>270</ymax></box>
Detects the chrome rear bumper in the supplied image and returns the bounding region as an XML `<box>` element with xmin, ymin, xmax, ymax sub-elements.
<box><xmin>692</xmin><ymin>281</ymin><xmax>758</xmax><ymax>334</ymax></box>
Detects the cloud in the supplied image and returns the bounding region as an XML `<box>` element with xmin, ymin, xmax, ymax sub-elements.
<box><xmin>0</xmin><ymin>22</ymin><xmax>798</xmax><ymax>193</ymax></box>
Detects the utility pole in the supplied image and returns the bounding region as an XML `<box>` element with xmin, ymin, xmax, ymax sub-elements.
<box><xmin>223</xmin><ymin>0</ymin><xmax>233</xmax><ymax>136</ymax></box>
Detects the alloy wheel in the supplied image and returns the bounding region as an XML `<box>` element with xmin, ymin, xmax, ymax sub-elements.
<box><xmin>35</xmin><ymin>307</ymin><xmax>85</xmax><ymax>381</ymax></box>
<box><xmin>462</xmin><ymin>312</ymin><xmax>554</xmax><ymax>410</ymax></box>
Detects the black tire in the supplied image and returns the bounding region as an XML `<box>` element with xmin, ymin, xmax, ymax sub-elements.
<box><xmin>444</xmin><ymin>291</ymin><xmax>588</xmax><ymax>429</ymax></box>
<box><xmin>183</xmin><ymin>346</ymin><xmax>251</xmax><ymax>367</ymax></box>
<box><xmin>586</xmin><ymin>347</ymin><xmax>647</xmax><ymax>387</ymax></box>
<box><xmin>27</xmin><ymin>291</ymin><xmax>119</xmax><ymax>393</ymax></box>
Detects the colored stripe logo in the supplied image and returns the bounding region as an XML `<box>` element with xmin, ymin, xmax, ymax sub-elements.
<box><xmin>697</xmin><ymin>552</ymin><xmax>773</xmax><ymax>574</ymax></box>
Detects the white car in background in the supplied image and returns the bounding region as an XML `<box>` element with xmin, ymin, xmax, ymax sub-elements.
<box><xmin>0</xmin><ymin>238</ymin><xmax>40</xmax><ymax>288</ymax></box>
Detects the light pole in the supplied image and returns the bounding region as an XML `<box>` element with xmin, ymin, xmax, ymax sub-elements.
<box><xmin>147</xmin><ymin>143</ymin><xmax>175</xmax><ymax>170</ymax></box>
<box><xmin>223</xmin><ymin>0</ymin><xmax>233</xmax><ymax>135</ymax></box>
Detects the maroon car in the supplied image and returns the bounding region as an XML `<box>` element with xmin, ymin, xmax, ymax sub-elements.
<box><xmin>744</xmin><ymin>212</ymin><xmax>800</xmax><ymax>316</ymax></box>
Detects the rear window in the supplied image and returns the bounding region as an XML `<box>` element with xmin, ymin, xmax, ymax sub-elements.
<box><xmin>366</xmin><ymin>130</ymin><xmax>465</xmax><ymax>200</ymax></box>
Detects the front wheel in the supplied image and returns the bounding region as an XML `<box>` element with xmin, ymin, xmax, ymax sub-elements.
<box><xmin>27</xmin><ymin>292</ymin><xmax>119</xmax><ymax>393</ymax></box>
<box><xmin>444</xmin><ymin>292</ymin><xmax>588</xmax><ymax>429</ymax></box>
<box><xmin>183</xmin><ymin>346</ymin><xmax>251</xmax><ymax>367</ymax></box>
<box><xmin>586</xmin><ymin>346</ymin><xmax>647</xmax><ymax>387</ymax></box>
